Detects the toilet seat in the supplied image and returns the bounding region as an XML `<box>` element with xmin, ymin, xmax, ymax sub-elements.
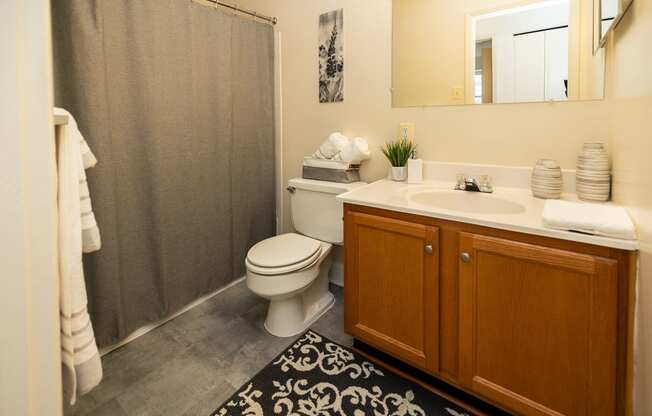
<box><xmin>245</xmin><ymin>250</ymin><xmax>321</xmax><ymax>276</ymax></box>
<box><xmin>246</xmin><ymin>233</ymin><xmax>322</xmax><ymax>276</ymax></box>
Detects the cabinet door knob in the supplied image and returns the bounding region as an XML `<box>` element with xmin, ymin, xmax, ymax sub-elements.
<box><xmin>460</xmin><ymin>252</ymin><xmax>471</xmax><ymax>263</ymax></box>
<box><xmin>424</xmin><ymin>245</ymin><xmax>433</xmax><ymax>255</ymax></box>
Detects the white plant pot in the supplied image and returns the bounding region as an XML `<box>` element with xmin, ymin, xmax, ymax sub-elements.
<box><xmin>390</xmin><ymin>166</ymin><xmax>407</xmax><ymax>182</ymax></box>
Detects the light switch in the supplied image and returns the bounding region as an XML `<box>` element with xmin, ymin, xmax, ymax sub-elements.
<box><xmin>399</xmin><ymin>122</ymin><xmax>415</xmax><ymax>142</ymax></box>
<box><xmin>452</xmin><ymin>86</ymin><xmax>464</xmax><ymax>100</ymax></box>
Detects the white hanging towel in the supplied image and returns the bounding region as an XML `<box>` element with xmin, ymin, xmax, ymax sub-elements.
<box><xmin>55</xmin><ymin>108</ymin><xmax>101</xmax><ymax>253</ymax></box>
<box><xmin>542</xmin><ymin>199</ymin><xmax>637</xmax><ymax>240</ymax></box>
<box><xmin>56</xmin><ymin>107</ymin><xmax>103</xmax><ymax>404</ymax></box>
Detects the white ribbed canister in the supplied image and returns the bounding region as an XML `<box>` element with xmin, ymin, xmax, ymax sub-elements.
<box><xmin>531</xmin><ymin>159</ymin><xmax>563</xmax><ymax>199</ymax></box>
<box><xmin>576</xmin><ymin>142</ymin><xmax>611</xmax><ymax>202</ymax></box>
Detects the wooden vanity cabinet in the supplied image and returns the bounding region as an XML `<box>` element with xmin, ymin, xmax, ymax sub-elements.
<box><xmin>343</xmin><ymin>211</ymin><xmax>440</xmax><ymax>373</ymax></box>
<box><xmin>459</xmin><ymin>233</ymin><xmax>619</xmax><ymax>416</ymax></box>
<box><xmin>344</xmin><ymin>204</ymin><xmax>635</xmax><ymax>416</ymax></box>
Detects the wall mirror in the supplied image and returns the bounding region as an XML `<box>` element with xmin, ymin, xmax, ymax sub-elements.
<box><xmin>595</xmin><ymin>0</ymin><xmax>634</xmax><ymax>51</ymax></box>
<box><xmin>392</xmin><ymin>0</ymin><xmax>606</xmax><ymax>107</ymax></box>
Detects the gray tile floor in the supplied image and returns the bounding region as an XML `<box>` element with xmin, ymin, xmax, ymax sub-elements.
<box><xmin>65</xmin><ymin>282</ymin><xmax>351</xmax><ymax>416</ymax></box>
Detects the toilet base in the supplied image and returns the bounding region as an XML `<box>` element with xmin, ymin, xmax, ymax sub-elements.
<box><xmin>263</xmin><ymin>254</ymin><xmax>334</xmax><ymax>338</ymax></box>
<box><xmin>264</xmin><ymin>292</ymin><xmax>334</xmax><ymax>338</ymax></box>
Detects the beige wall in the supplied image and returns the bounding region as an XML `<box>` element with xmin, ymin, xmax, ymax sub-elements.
<box><xmin>393</xmin><ymin>0</ymin><xmax>466</xmax><ymax>105</ymax></box>
<box><xmin>0</xmin><ymin>1</ymin><xmax>62</xmax><ymax>415</ymax></box>
<box><xmin>606</xmin><ymin>0</ymin><xmax>652</xmax><ymax>413</ymax></box>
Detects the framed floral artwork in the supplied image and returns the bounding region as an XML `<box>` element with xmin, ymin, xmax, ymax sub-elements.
<box><xmin>319</xmin><ymin>9</ymin><xmax>344</xmax><ymax>103</ymax></box>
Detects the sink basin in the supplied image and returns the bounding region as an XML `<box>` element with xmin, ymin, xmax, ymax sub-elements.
<box><xmin>409</xmin><ymin>191</ymin><xmax>526</xmax><ymax>215</ymax></box>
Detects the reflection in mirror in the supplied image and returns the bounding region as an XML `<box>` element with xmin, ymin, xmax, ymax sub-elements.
<box><xmin>600</xmin><ymin>0</ymin><xmax>618</xmax><ymax>39</ymax></box>
<box><xmin>392</xmin><ymin>0</ymin><xmax>605</xmax><ymax>107</ymax></box>
<box><xmin>473</xmin><ymin>0</ymin><xmax>571</xmax><ymax>104</ymax></box>
<box><xmin>596</xmin><ymin>0</ymin><xmax>633</xmax><ymax>50</ymax></box>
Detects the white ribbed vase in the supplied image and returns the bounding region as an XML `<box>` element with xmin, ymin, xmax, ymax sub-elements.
<box><xmin>576</xmin><ymin>142</ymin><xmax>611</xmax><ymax>202</ymax></box>
<box><xmin>531</xmin><ymin>159</ymin><xmax>563</xmax><ymax>199</ymax></box>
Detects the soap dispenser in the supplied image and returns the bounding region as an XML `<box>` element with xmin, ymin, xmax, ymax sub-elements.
<box><xmin>407</xmin><ymin>150</ymin><xmax>423</xmax><ymax>184</ymax></box>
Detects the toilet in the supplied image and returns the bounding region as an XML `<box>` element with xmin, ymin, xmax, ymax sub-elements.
<box><xmin>245</xmin><ymin>178</ymin><xmax>366</xmax><ymax>337</ymax></box>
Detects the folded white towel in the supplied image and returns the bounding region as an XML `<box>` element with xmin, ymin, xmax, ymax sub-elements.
<box><xmin>312</xmin><ymin>132</ymin><xmax>350</xmax><ymax>160</ymax></box>
<box><xmin>338</xmin><ymin>137</ymin><xmax>371</xmax><ymax>163</ymax></box>
<box><xmin>55</xmin><ymin>107</ymin><xmax>103</xmax><ymax>404</ymax></box>
<box><xmin>542</xmin><ymin>199</ymin><xmax>637</xmax><ymax>240</ymax></box>
<box><xmin>303</xmin><ymin>157</ymin><xmax>357</xmax><ymax>169</ymax></box>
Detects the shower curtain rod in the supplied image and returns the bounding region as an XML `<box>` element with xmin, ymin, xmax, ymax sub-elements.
<box><xmin>204</xmin><ymin>0</ymin><xmax>277</xmax><ymax>25</ymax></box>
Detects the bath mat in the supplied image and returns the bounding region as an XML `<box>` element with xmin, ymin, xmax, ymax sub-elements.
<box><xmin>211</xmin><ymin>330</ymin><xmax>474</xmax><ymax>415</ymax></box>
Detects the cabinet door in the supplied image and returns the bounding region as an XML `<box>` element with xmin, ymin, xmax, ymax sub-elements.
<box><xmin>345</xmin><ymin>212</ymin><xmax>439</xmax><ymax>373</ymax></box>
<box><xmin>459</xmin><ymin>233</ymin><xmax>618</xmax><ymax>416</ymax></box>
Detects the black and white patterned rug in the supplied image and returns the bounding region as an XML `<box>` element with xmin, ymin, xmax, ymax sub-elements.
<box><xmin>212</xmin><ymin>330</ymin><xmax>473</xmax><ymax>416</ymax></box>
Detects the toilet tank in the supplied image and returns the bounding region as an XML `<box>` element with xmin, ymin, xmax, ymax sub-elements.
<box><xmin>288</xmin><ymin>178</ymin><xmax>366</xmax><ymax>244</ymax></box>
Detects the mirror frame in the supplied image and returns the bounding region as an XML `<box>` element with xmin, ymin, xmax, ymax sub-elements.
<box><xmin>594</xmin><ymin>0</ymin><xmax>634</xmax><ymax>53</ymax></box>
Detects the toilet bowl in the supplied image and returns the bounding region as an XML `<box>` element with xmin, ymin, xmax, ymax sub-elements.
<box><xmin>244</xmin><ymin>178</ymin><xmax>366</xmax><ymax>337</ymax></box>
<box><xmin>246</xmin><ymin>233</ymin><xmax>334</xmax><ymax>337</ymax></box>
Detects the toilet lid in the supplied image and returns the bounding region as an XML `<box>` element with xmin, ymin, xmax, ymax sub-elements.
<box><xmin>245</xmin><ymin>250</ymin><xmax>321</xmax><ymax>276</ymax></box>
<box><xmin>247</xmin><ymin>233</ymin><xmax>321</xmax><ymax>270</ymax></box>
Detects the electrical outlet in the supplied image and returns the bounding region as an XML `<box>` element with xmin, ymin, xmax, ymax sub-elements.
<box><xmin>399</xmin><ymin>122</ymin><xmax>415</xmax><ymax>142</ymax></box>
<box><xmin>452</xmin><ymin>87</ymin><xmax>464</xmax><ymax>100</ymax></box>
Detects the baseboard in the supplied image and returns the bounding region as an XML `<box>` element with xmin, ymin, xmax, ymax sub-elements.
<box><xmin>99</xmin><ymin>276</ymin><xmax>246</xmax><ymax>356</ymax></box>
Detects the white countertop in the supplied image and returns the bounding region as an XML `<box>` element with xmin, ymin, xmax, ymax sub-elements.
<box><xmin>337</xmin><ymin>179</ymin><xmax>639</xmax><ymax>251</ymax></box>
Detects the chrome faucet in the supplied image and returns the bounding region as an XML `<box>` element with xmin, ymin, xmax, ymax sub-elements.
<box><xmin>455</xmin><ymin>174</ymin><xmax>493</xmax><ymax>193</ymax></box>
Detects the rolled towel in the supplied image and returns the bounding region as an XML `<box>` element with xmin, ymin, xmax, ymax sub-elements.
<box><xmin>542</xmin><ymin>199</ymin><xmax>636</xmax><ymax>240</ymax></box>
<box><xmin>338</xmin><ymin>137</ymin><xmax>371</xmax><ymax>163</ymax></box>
<box><xmin>312</xmin><ymin>132</ymin><xmax>350</xmax><ymax>160</ymax></box>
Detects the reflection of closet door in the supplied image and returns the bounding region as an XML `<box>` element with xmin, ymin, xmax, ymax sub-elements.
<box><xmin>545</xmin><ymin>27</ymin><xmax>569</xmax><ymax>101</ymax></box>
<box><xmin>492</xmin><ymin>34</ymin><xmax>515</xmax><ymax>104</ymax></box>
<box><xmin>514</xmin><ymin>32</ymin><xmax>545</xmax><ymax>102</ymax></box>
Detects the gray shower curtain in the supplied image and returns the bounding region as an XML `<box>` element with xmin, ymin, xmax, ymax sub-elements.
<box><xmin>52</xmin><ymin>0</ymin><xmax>275</xmax><ymax>347</ymax></box>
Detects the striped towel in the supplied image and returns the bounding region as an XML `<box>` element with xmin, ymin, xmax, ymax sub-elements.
<box><xmin>54</xmin><ymin>108</ymin><xmax>101</xmax><ymax>253</ymax></box>
<box><xmin>79</xmin><ymin>137</ymin><xmax>97</xmax><ymax>170</ymax></box>
<box><xmin>55</xmin><ymin>107</ymin><xmax>103</xmax><ymax>404</ymax></box>
<box><xmin>79</xmin><ymin>165</ymin><xmax>101</xmax><ymax>253</ymax></box>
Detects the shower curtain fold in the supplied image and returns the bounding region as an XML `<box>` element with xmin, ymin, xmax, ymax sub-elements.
<box><xmin>52</xmin><ymin>0</ymin><xmax>276</xmax><ymax>348</ymax></box>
